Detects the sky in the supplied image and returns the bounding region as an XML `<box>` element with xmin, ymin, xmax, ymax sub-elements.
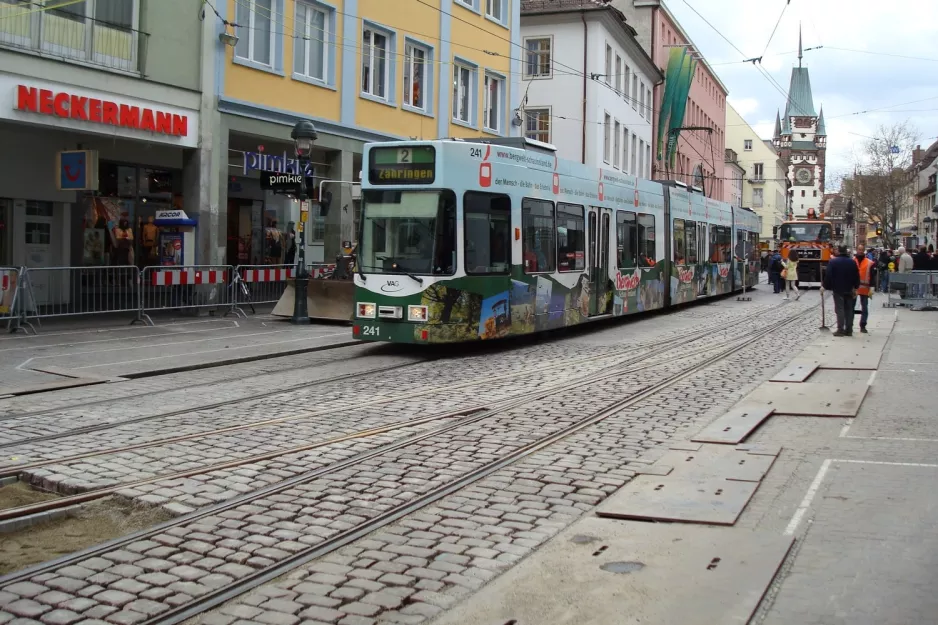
<box><xmin>662</xmin><ymin>0</ymin><xmax>938</xmax><ymax>184</ymax></box>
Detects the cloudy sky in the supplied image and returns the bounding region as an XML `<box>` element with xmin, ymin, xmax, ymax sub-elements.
<box><xmin>663</xmin><ymin>0</ymin><xmax>938</xmax><ymax>181</ymax></box>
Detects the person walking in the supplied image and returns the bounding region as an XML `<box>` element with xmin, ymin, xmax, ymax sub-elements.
<box><xmin>854</xmin><ymin>244</ymin><xmax>874</xmax><ymax>333</ymax></box>
<box><xmin>769</xmin><ymin>249</ymin><xmax>784</xmax><ymax>294</ymax></box>
<box><xmin>913</xmin><ymin>245</ymin><xmax>931</xmax><ymax>270</ymax></box>
<box><xmin>877</xmin><ymin>248</ymin><xmax>891</xmax><ymax>293</ymax></box>
<box><xmin>822</xmin><ymin>245</ymin><xmax>860</xmax><ymax>337</ymax></box>
<box><xmin>897</xmin><ymin>246</ymin><xmax>914</xmax><ymax>273</ymax></box>
<box><xmin>783</xmin><ymin>250</ymin><xmax>800</xmax><ymax>300</ymax></box>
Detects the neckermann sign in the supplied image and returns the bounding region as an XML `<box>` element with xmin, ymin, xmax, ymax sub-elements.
<box><xmin>2</xmin><ymin>74</ymin><xmax>199</xmax><ymax>148</ymax></box>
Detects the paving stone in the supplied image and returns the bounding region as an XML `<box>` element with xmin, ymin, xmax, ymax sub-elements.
<box><xmin>139</xmin><ymin>588</ymin><xmax>173</xmax><ymax>601</ymax></box>
<box><xmin>106</xmin><ymin>581</ymin><xmax>147</xmax><ymax>596</ymax></box>
<box><xmin>122</xmin><ymin>601</ymin><xmax>165</xmax><ymax>617</ymax></box>
<box><xmin>294</xmin><ymin>595</ymin><xmax>341</xmax><ymax>609</ymax></box>
<box><xmin>296</xmin><ymin>606</ymin><xmax>344</xmax><ymax>623</ymax></box>
<box><xmin>34</xmin><ymin>592</ymin><xmax>72</xmax><ymax>607</ymax></box>
<box><xmin>125</xmin><ymin>541</ymin><xmax>161</xmax><ymax>555</ymax></box>
<box><xmin>134</xmin><ymin>559</ymin><xmax>174</xmax><ymax>573</ymax></box>
<box><xmin>163</xmin><ymin>594</ymin><xmax>192</xmax><ymax>607</ymax></box>
<box><xmin>218</xmin><ymin>605</ymin><xmax>263</xmax><ymax>619</ymax></box>
<box><xmin>38</xmin><ymin>610</ymin><xmax>82</xmax><ymax>625</ymax></box>
<box><xmin>328</xmin><ymin>588</ymin><xmax>364</xmax><ymax>601</ymax></box>
<box><xmin>290</xmin><ymin>584</ymin><xmax>335</xmax><ymax>597</ymax></box>
<box><xmin>197</xmin><ymin>614</ymin><xmax>235</xmax><ymax>625</ymax></box>
<box><xmin>5</xmin><ymin>601</ymin><xmax>51</xmax><ymax>618</ymax></box>
<box><xmin>102</xmin><ymin>610</ymin><xmax>146</xmax><ymax>625</ymax></box>
<box><xmin>258</xmin><ymin>600</ymin><xmax>303</xmax><ymax>615</ymax></box>
<box><xmin>166</xmin><ymin>581</ymin><xmax>208</xmax><ymax>597</ymax></box>
<box><xmin>199</xmin><ymin>575</ymin><xmax>234</xmax><ymax>590</ymax></box>
<box><xmin>5</xmin><ymin>584</ymin><xmax>47</xmax><ymax>600</ymax></box>
<box><xmin>374</xmin><ymin>574</ymin><xmax>413</xmax><ymax>587</ymax></box>
<box><xmin>136</xmin><ymin>572</ymin><xmax>178</xmax><ymax>587</ymax></box>
<box><xmin>337</xmin><ymin>617</ymin><xmax>375</xmax><ymax>625</ymax></box>
<box><xmin>255</xmin><ymin>613</ymin><xmax>299</xmax><ymax>625</ymax></box>
<box><xmin>42</xmin><ymin>580</ymin><xmax>85</xmax><ymax>596</ymax></box>
<box><xmin>54</xmin><ymin>568</ymin><xmax>94</xmax><ymax>582</ymax></box>
<box><xmin>336</xmin><ymin>603</ymin><xmax>379</xmax><ymax>618</ymax></box>
<box><xmin>358</xmin><ymin>592</ymin><xmax>403</xmax><ymax>610</ymax></box>
<box><xmin>103</xmin><ymin>553</ymin><xmax>141</xmax><ymax>566</ymax></box>
<box><xmin>80</xmin><ymin>607</ymin><xmax>117</xmax><ymax>621</ymax></box>
<box><xmin>166</xmin><ymin>566</ymin><xmax>205</xmax><ymax>582</ymax></box>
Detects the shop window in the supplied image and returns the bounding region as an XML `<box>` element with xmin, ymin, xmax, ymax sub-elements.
<box><xmin>403</xmin><ymin>41</ymin><xmax>430</xmax><ymax>112</ymax></box>
<box><xmin>235</xmin><ymin>0</ymin><xmax>279</xmax><ymax>70</ymax></box>
<box><xmin>483</xmin><ymin>72</ymin><xmax>504</xmax><ymax>134</ymax></box>
<box><xmin>293</xmin><ymin>1</ymin><xmax>331</xmax><ymax>84</ymax></box>
<box><xmin>557</xmin><ymin>203</ymin><xmax>585</xmax><ymax>272</ymax></box>
<box><xmin>465</xmin><ymin>192</ymin><xmax>511</xmax><ymax>274</ymax></box>
<box><xmin>522</xmin><ymin>198</ymin><xmax>555</xmax><ymax>273</ymax></box>
<box><xmin>25</xmin><ymin>221</ymin><xmax>51</xmax><ymax>245</ymax></box>
<box><xmin>616</xmin><ymin>211</ymin><xmax>637</xmax><ymax>269</ymax></box>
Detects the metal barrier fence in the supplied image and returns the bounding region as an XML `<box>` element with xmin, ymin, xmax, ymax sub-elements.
<box><xmin>139</xmin><ymin>265</ymin><xmax>234</xmax><ymax>324</ymax></box>
<box><xmin>0</xmin><ymin>262</ymin><xmax>352</xmax><ymax>333</ymax></box>
<box><xmin>884</xmin><ymin>271</ymin><xmax>938</xmax><ymax>310</ymax></box>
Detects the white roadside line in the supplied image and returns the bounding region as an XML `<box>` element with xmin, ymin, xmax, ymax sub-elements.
<box><xmin>0</xmin><ymin>319</ymin><xmax>237</xmax><ymax>349</ymax></box>
<box><xmin>784</xmin><ymin>458</ymin><xmax>938</xmax><ymax>536</ymax></box>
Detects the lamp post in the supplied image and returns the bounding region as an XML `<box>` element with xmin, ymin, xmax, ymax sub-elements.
<box><xmin>290</xmin><ymin>120</ymin><xmax>318</xmax><ymax>325</ymax></box>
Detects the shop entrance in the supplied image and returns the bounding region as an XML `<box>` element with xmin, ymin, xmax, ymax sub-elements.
<box><xmin>23</xmin><ymin>201</ymin><xmax>55</xmax><ymax>305</ymax></box>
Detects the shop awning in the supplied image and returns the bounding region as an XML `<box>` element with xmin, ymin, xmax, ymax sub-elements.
<box><xmin>154</xmin><ymin>209</ymin><xmax>198</xmax><ymax>227</ymax></box>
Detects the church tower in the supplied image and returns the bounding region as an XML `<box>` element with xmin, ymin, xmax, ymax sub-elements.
<box><xmin>773</xmin><ymin>26</ymin><xmax>826</xmax><ymax>219</ymax></box>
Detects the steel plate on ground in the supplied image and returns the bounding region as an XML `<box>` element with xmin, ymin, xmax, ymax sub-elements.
<box><xmin>431</xmin><ymin>519</ymin><xmax>795</xmax><ymax>625</ymax></box>
<box><xmin>770</xmin><ymin>359</ymin><xmax>819</xmax><ymax>382</ymax></box>
<box><xmin>735</xmin><ymin>443</ymin><xmax>782</xmax><ymax>457</ymax></box>
<box><xmin>596</xmin><ymin>476</ymin><xmax>759</xmax><ymax>525</ymax></box>
<box><xmin>798</xmin><ymin>342</ymin><xmax>886</xmax><ymax>370</ymax></box>
<box><xmin>692</xmin><ymin>404</ymin><xmax>775</xmax><ymax>444</ymax></box>
<box><xmin>650</xmin><ymin>447</ymin><xmax>777</xmax><ymax>483</ymax></box>
<box><xmin>742</xmin><ymin>382</ymin><xmax>868</xmax><ymax>416</ymax></box>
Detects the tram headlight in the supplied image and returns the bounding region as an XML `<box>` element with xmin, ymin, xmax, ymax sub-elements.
<box><xmin>408</xmin><ymin>305</ymin><xmax>428</xmax><ymax>322</ymax></box>
<box><xmin>357</xmin><ymin>302</ymin><xmax>376</xmax><ymax>318</ymax></box>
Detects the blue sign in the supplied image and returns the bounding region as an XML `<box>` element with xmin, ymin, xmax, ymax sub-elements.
<box><xmin>57</xmin><ymin>150</ymin><xmax>98</xmax><ymax>191</ymax></box>
<box><xmin>890</xmin><ymin>146</ymin><xmax>900</xmax><ymax>154</ymax></box>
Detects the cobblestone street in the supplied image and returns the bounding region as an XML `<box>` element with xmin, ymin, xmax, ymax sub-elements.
<box><xmin>0</xmin><ymin>288</ymin><xmax>835</xmax><ymax>625</ymax></box>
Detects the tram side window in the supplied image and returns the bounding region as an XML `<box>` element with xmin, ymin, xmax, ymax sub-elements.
<box><xmin>685</xmin><ymin>220</ymin><xmax>698</xmax><ymax>264</ymax></box>
<box><xmin>522</xmin><ymin>198</ymin><xmax>556</xmax><ymax>273</ymax></box>
<box><xmin>673</xmin><ymin>219</ymin><xmax>686</xmax><ymax>264</ymax></box>
<box><xmin>464</xmin><ymin>191</ymin><xmax>511</xmax><ymax>275</ymax></box>
<box><xmin>715</xmin><ymin>226</ymin><xmax>731</xmax><ymax>262</ymax></box>
<box><xmin>616</xmin><ymin>211</ymin><xmax>637</xmax><ymax>269</ymax></box>
<box><xmin>638</xmin><ymin>214</ymin><xmax>655</xmax><ymax>266</ymax></box>
<box><xmin>709</xmin><ymin>225</ymin><xmax>719</xmax><ymax>262</ymax></box>
<box><xmin>748</xmin><ymin>231</ymin><xmax>759</xmax><ymax>261</ymax></box>
<box><xmin>698</xmin><ymin>222</ymin><xmax>707</xmax><ymax>264</ymax></box>
<box><xmin>557</xmin><ymin>203</ymin><xmax>585</xmax><ymax>272</ymax></box>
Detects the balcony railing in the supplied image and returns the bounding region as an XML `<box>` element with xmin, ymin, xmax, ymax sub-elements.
<box><xmin>0</xmin><ymin>2</ymin><xmax>148</xmax><ymax>74</ymax></box>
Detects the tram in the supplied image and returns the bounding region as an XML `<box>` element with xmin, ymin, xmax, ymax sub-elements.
<box><xmin>778</xmin><ymin>208</ymin><xmax>834</xmax><ymax>288</ymax></box>
<box><xmin>353</xmin><ymin>137</ymin><xmax>760</xmax><ymax>344</ymax></box>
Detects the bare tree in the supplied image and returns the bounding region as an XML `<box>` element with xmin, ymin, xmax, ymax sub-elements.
<box><xmin>843</xmin><ymin>121</ymin><xmax>919</xmax><ymax>248</ymax></box>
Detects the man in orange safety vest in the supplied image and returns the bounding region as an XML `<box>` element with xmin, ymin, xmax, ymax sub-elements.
<box><xmin>854</xmin><ymin>244</ymin><xmax>874</xmax><ymax>333</ymax></box>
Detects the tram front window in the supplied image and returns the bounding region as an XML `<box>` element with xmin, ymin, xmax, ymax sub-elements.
<box><xmin>779</xmin><ymin>223</ymin><xmax>832</xmax><ymax>243</ymax></box>
<box><xmin>360</xmin><ymin>190</ymin><xmax>457</xmax><ymax>275</ymax></box>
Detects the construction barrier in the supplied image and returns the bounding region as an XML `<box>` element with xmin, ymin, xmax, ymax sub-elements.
<box><xmin>139</xmin><ymin>265</ymin><xmax>234</xmax><ymax>324</ymax></box>
<box><xmin>0</xmin><ymin>266</ymin><xmax>24</xmax><ymax>332</ymax></box>
<box><xmin>16</xmin><ymin>265</ymin><xmax>141</xmax><ymax>323</ymax></box>
<box><xmin>884</xmin><ymin>271</ymin><xmax>938</xmax><ymax>310</ymax></box>
<box><xmin>229</xmin><ymin>264</ymin><xmax>296</xmax><ymax>316</ymax></box>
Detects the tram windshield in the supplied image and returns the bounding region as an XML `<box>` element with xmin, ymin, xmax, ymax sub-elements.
<box><xmin>359</xmin><ymin>189</ymin><xmax>457</xmax><ymax>275</ymax></box>
<box><xmin>779</xmin><ymin>222</ymin><xmax>832</xmax><ymax>243</ymax></box>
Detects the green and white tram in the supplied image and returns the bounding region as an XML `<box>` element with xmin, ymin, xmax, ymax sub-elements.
<box><xmin>353</xmin><ymin>138</ymin><xmax>759</xmax><ymax>344</ymax></box>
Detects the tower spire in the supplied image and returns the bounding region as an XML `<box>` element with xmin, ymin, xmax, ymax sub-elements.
<box><xmin>798</xmin><ymin>22</ymin><xmax>803</xmax><ymax>67</ymax></box>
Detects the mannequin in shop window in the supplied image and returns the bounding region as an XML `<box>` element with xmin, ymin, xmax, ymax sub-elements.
<box><xmin>265</xmin><ymin>220</ymin><xmax>283</xmax><ymax>264</ymax></box>
<box><xmin>142</xmin><ymin>216</ymin><xmax>159</xmax><ymax>266</ymax></box>
<box><xmin>112</xmin><ymin>218</ymin><xmax>134</xmax><ymax>266</ymax></box>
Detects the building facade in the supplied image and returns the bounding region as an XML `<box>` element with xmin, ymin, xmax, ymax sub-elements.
<box><xmin>215</xmin><ymin>0</ymin><xmax>521</xmax><ymax>264</ymax></box>
<box><xmin>519</xmin><ymin>1</ymin><xmax>661</xmax><ymax>176</ymax></box>
<box><xmin>772</xmin><ymin>37</ymin><xmax>826</xmax><ymax>219</ymax></box>
<box><xmin>725</xmin><ymin>104</ymin><xmax>787</xmax><ymax>243</ymax></box>
<box><xmin>0</xmin><ymin>0</ymin><xmax>214</xmax><ymax>300</ymax></box>
<box><xmin>912</xmin><ymin>141</ymin><xmax>938</xmax><ymax>249</ymax></box>
<box><xmin>724</xmin><ymin>149</ymin><xmax>743</xmax><ymax>207</ymax></box>
<box><xmin>611</xmin><ymin>0</ymin><xmax>728</xmax><ymax>199</ymax></box>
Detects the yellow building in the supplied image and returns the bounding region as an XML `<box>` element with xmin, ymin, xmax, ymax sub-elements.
<box><xmin>216</xmin><ymin>0</ymin><xmax>521</xmax><ymax>262</ymax></box>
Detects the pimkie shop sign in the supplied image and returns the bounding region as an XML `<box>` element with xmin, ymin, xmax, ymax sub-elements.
<box><xmin>15</xmin><ymin>85</ymin><xmax>188</xmax><ymax>137</ymax></box>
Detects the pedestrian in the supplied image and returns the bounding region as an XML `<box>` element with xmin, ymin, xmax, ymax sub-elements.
<box><xmin>854</xmin><ymin>244</ymin><xmax>874</xmax><ymax>333</ymax></box>
<box><xmin>897</xmin><ymin>246</ymin><xmax>914</xmax><ymax>273</ymax></box>
<box><xmin>877</xmin><ymin>248</ymin><xmax>891</xmax><ymax>292</ymax></box>
<box><xmin>769</xmin><ymin>249</ymin><xmax>784</xmax><ymax>294</ymax></box>
<box><xmin>913</xmin><ymin>245</ymin><xmax>930</xmax><ymax>270</ymax></box>
<box><xmin>783</xmin><ymin>250</ymin><xmax>800</xmax><ymax>300</ymax></box>
<box><xmin>822</xmin><ymin>244</ymin><xmax>860</xmax><ymax>337</ymax></box>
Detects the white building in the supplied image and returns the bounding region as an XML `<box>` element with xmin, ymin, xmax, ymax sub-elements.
<box><xmin>520</xmin><ymin>0</ymin><xmax>661</xmax><ymax>175</ymax></box>
<box><xmin>725</xmin><ymin>149</ymin><xmax>744</xmax><ymax>208</ymax></box>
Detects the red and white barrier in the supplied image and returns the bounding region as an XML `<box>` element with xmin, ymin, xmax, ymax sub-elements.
<box><xmin>150</xmin><ymin>268</ymin><xmax>228</xmax><ymax>286</ymax></box>
<box><xmin>241</xmin><ymin>267</ymin><xmax>296</xmax><ymax>283</ymax></box>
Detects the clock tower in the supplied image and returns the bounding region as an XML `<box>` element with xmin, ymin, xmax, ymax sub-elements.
<box><xmin>773</xmin><ymin>26</ymin><xmax>826</xmax><ymax>219</ymax></box>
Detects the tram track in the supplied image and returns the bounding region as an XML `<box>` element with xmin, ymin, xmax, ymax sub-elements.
<box><xmin>0</xmin><ymin>308</ymin><xmax>769</xmax><ymax>467</ymax></box>
<box><xmin>0</xmin><ymin>305</ymin><xmax>811</xmax><ymax>602</ymax></box>
<box><xmin>0</xmin><ymin>323</ymin><xmax>742</xmax><ymax>520</ymax></box>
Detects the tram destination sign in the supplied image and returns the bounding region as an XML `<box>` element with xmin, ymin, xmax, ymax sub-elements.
<box><xmin>369</xmin><ymin>146</ymin><xmax>436</xmax><ymax>185</ymax></box>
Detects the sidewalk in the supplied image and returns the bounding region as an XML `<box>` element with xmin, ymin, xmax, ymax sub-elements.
<box><xmin>0</xmin><ymin>315</ymin><xmax>355</xmax><ymax>393</ymax></box>
<box><xmin>431</xmin><ymin>304</ymin><xmax>937</xmax><ymax>625</ymax></box>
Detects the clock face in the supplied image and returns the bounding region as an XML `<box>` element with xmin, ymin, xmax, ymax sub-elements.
<box><xmin>795</xmin><ymin>167</ymin><xmax>812</xmax><ymax>185</ymax></box>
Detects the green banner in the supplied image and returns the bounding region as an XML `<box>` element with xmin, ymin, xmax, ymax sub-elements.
<box><xmin>656</xmin><ymin>47</ymin><xmax>698</xmax><ymax>170</ymax></box>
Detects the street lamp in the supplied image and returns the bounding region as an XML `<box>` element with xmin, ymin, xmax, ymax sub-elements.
<box><xmin>290</xmin><ymin>120</ymin><xmax>319</xmax><ymax>325</ymax></box>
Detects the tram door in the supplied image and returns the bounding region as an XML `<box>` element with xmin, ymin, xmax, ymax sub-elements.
<box><xmin>588</xmin><ymin>207</ymin><xmax>612</xmax><ymax>316</ymax></box>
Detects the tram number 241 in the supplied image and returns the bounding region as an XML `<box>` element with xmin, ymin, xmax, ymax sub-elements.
<box><xmin>360</xmin><ymin>325</ymin><xmax>381</xmax><ymax>337</ymax></box>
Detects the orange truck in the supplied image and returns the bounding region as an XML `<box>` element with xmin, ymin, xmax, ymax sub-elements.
<box><xmin>778</xmin><ymin>219</ymin><xmax>834</xmax><ymax>287</ymax></box>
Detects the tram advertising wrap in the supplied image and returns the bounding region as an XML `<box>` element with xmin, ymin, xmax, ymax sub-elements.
<box><xmin>353</xmin><ymin>139</ymin><xmax>760</xmax><ymax>344</ymax></box>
